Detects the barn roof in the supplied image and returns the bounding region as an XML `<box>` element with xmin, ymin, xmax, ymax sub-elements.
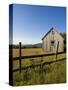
<box><xmin>41</xmin><ymin>27</ymin><xmax>64</xmax><ymax>40</ymax></box>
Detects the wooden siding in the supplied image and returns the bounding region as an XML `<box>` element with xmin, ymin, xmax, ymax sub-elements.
<box><xmin>42</xmin><ymin>28</ymin><xmax>64</xmax><ymax>53</ymax></box>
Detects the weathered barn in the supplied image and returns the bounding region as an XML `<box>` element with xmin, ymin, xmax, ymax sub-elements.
<box><xmin>42</xmin><ymin>27</ymin><xmax>64</xmax><ymax>53</ymax></box>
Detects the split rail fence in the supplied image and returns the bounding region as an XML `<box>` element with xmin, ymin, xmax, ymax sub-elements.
<box><xmin>11</xmin><ymin>42</ymin><xmax>66</xmax><ymax>73</ymax></box>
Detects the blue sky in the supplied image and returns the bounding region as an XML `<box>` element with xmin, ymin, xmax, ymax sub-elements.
<box><xmin>13</xmin><ymin>4</ymin><xmax>66</xmax><ymax>44</ymax></box>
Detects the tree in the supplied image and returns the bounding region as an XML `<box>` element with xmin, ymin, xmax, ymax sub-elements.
<box><xmin>60</xmin><ymin>32</ymin><xmax>66</xmax><ymax>52</ymax></box>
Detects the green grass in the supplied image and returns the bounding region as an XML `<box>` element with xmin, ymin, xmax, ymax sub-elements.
<box><xmin>13</xmin><ymin>48</ymin><xmax>66</xmax><ymax>86</ymax></box>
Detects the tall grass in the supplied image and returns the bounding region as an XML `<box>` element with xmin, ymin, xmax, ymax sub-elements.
<box><xmin>13</xmin><ymin>48</ymin><xmax>66</xmax><ymax>86</ymax></box>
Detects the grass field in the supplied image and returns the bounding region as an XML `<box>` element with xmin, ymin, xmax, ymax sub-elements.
<box><xmin>13</xmin><ymin>48</ymin><xmax>66</xmax><ymax>86</ymax></box>
<box><xmin>13</xmin><ymin>48</ymin><xmax>48</xmax><ymax>57</ymax></box>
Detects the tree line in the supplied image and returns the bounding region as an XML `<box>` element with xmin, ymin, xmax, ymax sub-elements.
<box><xmin>60</xmin><ymin>32</ymin><xmax>66</xmax><ymax>52</ymax></box>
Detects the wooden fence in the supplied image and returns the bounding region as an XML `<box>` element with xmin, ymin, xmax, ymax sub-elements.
<box><xmin>12</xmin><ymin>42</ymin><xmax>66</xmax><ymax>73</ymax></box>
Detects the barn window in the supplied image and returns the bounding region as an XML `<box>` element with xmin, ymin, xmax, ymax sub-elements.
<box><xmin>52</xmin><ymin>30</ymin><xmax>55</xmax><ymax>34</ymax></box>
<box><xmin>51</xmin><ymin>41</ymin><xmax>55</xmax><ymax>46</ymax></box>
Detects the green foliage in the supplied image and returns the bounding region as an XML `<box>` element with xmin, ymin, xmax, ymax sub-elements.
<box><xmin>12</xmin><ymin>43</ymin><xmax>42</xmax><ymax>49</ymax></box>
<box><xmin>60</xmin><ymin>32</ymin><xmax>66</xmax><ymax>40</ymax></box>
<box><xmin>13</xmin><ymin>53</ymin><xmax>66</xmax><ymax>86</ymax></box>
<box><xmin>13</xmin><ymin>45</ymin><xmax>19</xmax><ymax>48</ymax></box>
<box><xmin>60</xmin><ymin>32</ymin><xmax>66</xmax><ymax>52</ymax></box>
<box><xmin>13</xmin><ymin>60</ymin><xmax>66</xmax><ymax>86</ymax></box>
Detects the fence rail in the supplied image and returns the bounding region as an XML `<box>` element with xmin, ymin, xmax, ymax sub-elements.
<box><xmin>13</xmin><ymin>57</ymin><xmax>66</xmax><ymax>72</ymax></box>
<box><xmin>11</xmin><ymin>42</ymin><xmax>66</xmax><ymax>73</ymax></box>
<box><xmin>12</xmin><ymin>52</ymin><xmax>64</xmax><ymax>60</ymax></box>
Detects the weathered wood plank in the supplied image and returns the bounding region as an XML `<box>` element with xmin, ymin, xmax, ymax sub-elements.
<box><xmin>12</xmin><ymin>52</ymin><xmax>65</xmax><ymax>60</ymax></box>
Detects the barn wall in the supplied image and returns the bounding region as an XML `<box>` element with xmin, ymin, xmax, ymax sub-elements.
<box><xmin>55</xmin><ymin>31</ymin><xmax>64</xmax><ymax>52</ymax></box>
<box><xmin>43</xmin><ymin>32</ymin><xmax>51</xmax><ymax>52</ymax></box>
<box><xmin>42</xmin><ymin>29</ymin><xmax>64</xmax><ymax>53</ymax></box>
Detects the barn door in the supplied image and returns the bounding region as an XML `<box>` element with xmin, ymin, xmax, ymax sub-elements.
<box><xmin>50</xmin><ymin>40</ymin><xmax>55</xmax><ymax>52</ymax></box>
<box><xmin>50</xmin><ymin>46</ymin><xmax>54</xmax><ymax>52</ymax></box>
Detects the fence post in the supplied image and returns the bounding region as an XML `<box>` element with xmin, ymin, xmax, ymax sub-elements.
<box><xmin>19</xmin><ymin>42</ymin><xmax>21</xmax><ymax>73</ymax></box>
<box><xmin>56</xmin><ymin>41</ymin><xmax>59</xmax><ymax>61</ymax></box>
